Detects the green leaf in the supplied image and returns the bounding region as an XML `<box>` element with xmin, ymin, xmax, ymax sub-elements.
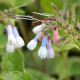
<box><xmin>55</xmin><ymin>57</ymin><xmax>80</xmax><ymax>79</ymax></box>
<box><xmin>26</xmin><ymin>68</ymin><xmax>56</xmax><ymax>80</ymax></box>
<box><xmin>68</xmin><ymin>57</ymin><xmax>80</xmax><ymax>76</ymax></box>
<box><xmin>41</xmin><ymin>0</ymin><xmax>64</xmax><ymax>14</ymax></box>
<box><xmin>1</xmin><ymin>71</ymin><xmax>35</xmax><ymax>80</ymax></box>
<box><xmin>52</xmin><ymin>28</ymin><xmax>80</xmax><ymax>51</ymax></box>
<box><xmin>47</xmin><ymin>55</ymin><xmax>62</xmax><ymax>75</ymax></box>
<box><xmin>2</xmin><ymin>0</ymin><xmax>35</xmax><ymax>7</ymax></box>
<box><xmin>55</xmin><ymin>58</ymin><xmax>68</xmax><ymax>80</ymax></box>
<box><xmin>0</xmin><ymin>24</ymin><xmax>7</xmax><ymax>49</ymax></box>
<box><xmin>0</xmin><ymin>77</ymin><xmax>4</xmax><ymax>80</ymax></box>
<box><xmin>1</xmin><ymin>49</ymin><xmax>24</xmax><ymax>71</ymax></box>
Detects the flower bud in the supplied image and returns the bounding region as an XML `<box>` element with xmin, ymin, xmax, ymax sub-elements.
<box><xmin>53</xmin><ymin>29</ymin><xmax>60</xmax><ymax>45</ymax></box>
<box><xmin>32</xmin><ymin>23</ymin><xmax>46</xmax><ymax>34</ymax></box>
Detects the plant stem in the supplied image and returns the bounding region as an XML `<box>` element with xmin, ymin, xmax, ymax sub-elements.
<box><xmin>18</xmin><ymin>20</ymin><xmax>28</xmax><ymax>43</ymax></box>
<box><xmin>30</xmin><ymin>52</ymin><xmax>41</xmax><ymax>71</ymax></box>
<box><xmin>43</xmin><ymin>59</ymin><xmax>48</xmax><ymax>74</ymax></box>
<box><xmin>36</xmin><ymin>0</ymin><xmax>41</xmax><ymax>18</ymax></box>
<box><xmin>63</xmin><ymin>51</ymin><xmax>70</xmax><ymax>80</ymax></box>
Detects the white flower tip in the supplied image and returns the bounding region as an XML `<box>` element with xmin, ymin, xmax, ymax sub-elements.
<box><xmin>6</xmin><ymin>42</ymin><xmax>14</xmax><ymax>53</ymax></box>
<box><xmin>15</xmin><ymin>36</ymin><xmax>25</xmax><ymax>48</ymax></box>
<box><xmin>38</xmin><ymin>47</ymin><xmax>47</xmax><ymax>59</ymax></box>
<box><xmin>27</xmin><ymin>39</ymin><xmax>37</xmax><ymax>51</ymax></box>
<box><xmin>47</xmin><ymin>49</ymin><xmax>55</xmax><ymax>59</ymax></box>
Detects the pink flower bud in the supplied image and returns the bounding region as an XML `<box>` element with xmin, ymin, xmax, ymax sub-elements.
<box><xmin>53</xmin><ymin>29</ymin><xmax>60</xmax><ymax>45</ymax></box>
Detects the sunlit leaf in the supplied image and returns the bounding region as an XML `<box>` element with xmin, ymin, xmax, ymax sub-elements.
<box><xmin>1</xmin><ymin>50</ymin><xmax>24</xmax><ymax>71</ymax></box>
<box><xmin>26</xmin><ymin>68</ymin><xmax>56</xmax><ymax>80</ymax></box>
<box><xmin>1</xmin><ymin>71</ymin><xmax>35</xmax><ymax>80</ymax></box>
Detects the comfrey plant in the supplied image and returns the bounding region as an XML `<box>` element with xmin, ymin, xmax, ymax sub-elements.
<box><xmin>0</xmin><ymin>3</ymin><xmax>80</xmax><ymax>58</ymax></box>
<box><xmin>27</xmin><ymin>3</ymin><xmax>80</xmax><ymax>59</ymax></box>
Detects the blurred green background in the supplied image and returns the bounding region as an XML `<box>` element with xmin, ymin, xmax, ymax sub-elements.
<box><xmin>0</xmin><ymin>0</ymin><xmax>80</xmax><ymax>80</ymax></box>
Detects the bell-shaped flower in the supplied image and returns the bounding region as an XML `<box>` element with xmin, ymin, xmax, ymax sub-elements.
<box><xmin>12</xmin><ymin>26</ymin><xmax>25</xmax><ymax>48</ymax></box>
<box><xmin>53</xmin><ymin>29</ymin><xmax>60</xmax><ymax>45</ymax></box>
<box><xmin>38</xmin><ymin>36</ymin><xmax>47</xmax><ymax>59</ymax></box>
<box><xmin>32</xmin><ymin>23</ymin><xmax>46</xmax><ymax>34</ymax></box>
<box><xmin>7</xmin><ymin>25</ymin><xmax>16</xmax><ymax>44</ymax></box>
<box><xmin>6</xmin><ymin>42</ymin><xmax>14</xmax><ymax>53</ymax></box>
<box><xmin>27</xmin><ymin>33</ymin><xmax>42</xmax><ymax>50</ymax></box>
<box><xmin>47</xmin><ymin>40</ymin><xmax>55</xmax><ymax>59</ymax></box>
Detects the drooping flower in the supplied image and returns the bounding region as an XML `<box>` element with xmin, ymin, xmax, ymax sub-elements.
<box><xmin>6</xmin><ymin>25</ymin><xmax>16</xmax><ymax>53</ymax></box>
<box><xmin>12</xmin><ymin>26</ymin><xmax>25</xmax><ymax>48</ymax></box>
<box><xmin>53</xmin><ymin>28</ymin><xmax>60</xmax><ymax>45</ymax></box>
<box><xmin>47</xmin><ymin>35</ymin><xmax>55</xmax><ymax>59</ymax></box>
<box><xmin>7</xmin><ymin>25</ymin><xmax>16</xmax><ymax>44</ymax></box>
<box><xmin>38</xmin><ymin>36</ymin><xmax>47</xmax><ymax>59</ymax></box>
<box><xmin>27</xmin><ymin>33</ymin><xmax>42</xmax><ymax>50</ymax></box>
<box><xmin>32</xmin><ymin>23</ymin><xmax>46</xmax><ymax>34</ymax></box>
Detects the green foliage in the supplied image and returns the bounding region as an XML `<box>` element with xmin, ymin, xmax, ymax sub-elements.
<box><xmin>55</xmin><ymin>57</ymin><xmax>80</xmax><ymax>79</ymax></box>
<box><xmin>0</xmin><ymin>77</ymin><xmax>4</xmax><ymax>80</ymax></box>
<box><xmin>1</xmin><ymin>71</ymin><xmax>35</xmax><ymax>80</ymax></box>
<box><xmin>26</xmin><ymin>68</ymin><xmax>56</xmax><ymax>80</ymax></box>
<box><xmin>2</xmin><ymin>0</ymin><xmax>35</xmax><ymax>6</ymax></box>
<box><xmin>1</xmin><ymin>50</ymin><xmax>24</xmax><ymax>71</ymax></box>
<box><xmin>68</xmin><ymin>57</ymin><xmax>80</xmax><ymax>76</ymax></box>
<box><xmin>41</xmin><ymin>0</ymin><xmax>64</xmax><ymax>14</ymax></box>
<box><xmin>0</xmin><ymin>24</ymin><xmax>7</xmax><ymax>49</ymax></box>
<box><xmin>0</xmin><ymin>0</ymin><xmax>80</xmax><ymax>80</ymax></box>
<box><xmin>1</xmin><ymin>0</ymin><xmax>35</xmax><ymax>14</ymax></box>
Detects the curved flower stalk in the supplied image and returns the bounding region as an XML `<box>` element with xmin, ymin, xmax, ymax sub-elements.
<box><xmin>27</xmin><ymin>33</ymin><xmax>42</xmax><ymax>50</ymax></box>
<box><xmin>53</xmin><ymin>28</ymin><xmax>60</xmax><ymax>45</ymax></box>
<box><xmin>6</xmin><ymin>25</ymin><xmax>16</xmax><ymax>53</ymax></box>
<box><xmin>38</xmin><ymin>36</ymin><xmax>47</xmax><ymax>59</ymax></box>
<box><xmin>47</xmin><ymin>36</ymin><xmax>55</xmax><ymax>59</ymax></box>
<box><xmin>12</xmin><ymin>26</ymin><xmax>25</xmax><ymax>48</ymax></box>
<box><xmin>32</xmin><ymin>23</ymin><xmax>46</xmax><ymax>34</ymax></box>
<box><xmin>37</xmin><ymin>31</ymin><xmax>44</xmax><ymax>42</ymax></box>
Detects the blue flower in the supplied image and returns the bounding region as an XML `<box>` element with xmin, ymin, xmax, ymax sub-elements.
<box><xmin>38</xmin><ymin>36</ymin><xmax>47</xmax><ymax>59</ymax></box>
<box><xmin>6</xmin><ymin>25</ymin><xmax>16</xmax><ymax>53</ymax></box>
<box><xmin>12</xmin><ymin>26</ymin><xmax>25</xmax><ymax>48</ymax></box>
<box><xmin>27</xmin><ymin>33</ymin><xmax>42</xmax><ymax>50</ymax></box>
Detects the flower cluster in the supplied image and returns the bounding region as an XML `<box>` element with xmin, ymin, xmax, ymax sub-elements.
<box><xmin>1</xmin><ymin>4</ymin><xmax>80</xmax><ymax>58</ymax></box>
<box><xmin>6</xmin><ymin>24</ymin><xmax>25</xmax><ymax>53</ymax></box>
<box><xmin>27</xmin><ymin>23</ymin><xmax>60</xmax><ymax>59</ymax></box>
